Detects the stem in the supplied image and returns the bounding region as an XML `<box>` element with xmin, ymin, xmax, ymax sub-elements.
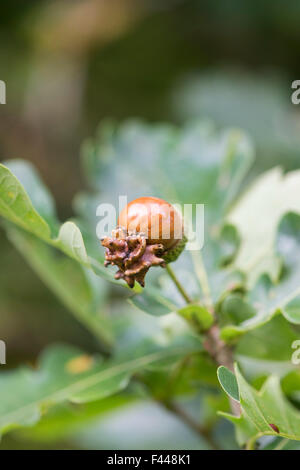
<box><xmin>191</xmin><ymin>251</ymin><xmax>213</xmax><ymax>310</ymax></box>
<box><xmin>164</xmin><ymin>401</ymin><xmax>220</xmax><ymax>450</ymax></box>
<box><xmin>166</xmin><ymin>264</ymin><xmax>192</xmax><ymax>304</ymax></box>
<box><xmin>204</xmin><ymin>324</ymin><xmax>241</xmax><ymax>416</ymax></box>
<box><xmin>192</xmin><ymin>253</ymin><xmax>241</xmax><ymax>416</ymax></box>
<box><xmin>166</xmin><ymin>258</ymin><xmax>240</xmax><ymax>416</ymax></box>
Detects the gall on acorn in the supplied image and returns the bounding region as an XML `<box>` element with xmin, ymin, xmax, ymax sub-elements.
<box><xmin>101</xmin><ymin>197</ymin><xmax>187</xmax><ymax>288</ymax></box>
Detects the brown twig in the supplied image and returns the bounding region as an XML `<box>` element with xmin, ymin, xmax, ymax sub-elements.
<box><xmin>167</xmin><ymin>260</ymin><xmax>241</xmax><ymax>416</ymax></box>
<box><xmin>203</xmin><ymin>324</ymin><xmax>241</xmax><ymax>416</ymax></box>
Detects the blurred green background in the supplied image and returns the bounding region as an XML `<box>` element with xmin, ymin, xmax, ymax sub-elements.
<box><xmin>1</xmin><ymin>0</ymin><xmax>300</xmax><ymax>449</ymax></box>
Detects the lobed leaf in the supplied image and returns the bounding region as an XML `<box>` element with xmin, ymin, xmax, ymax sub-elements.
<box><xmin>0</xmin><ymin>163</ymin><xmax>52</xmax><ymax>240</ymax></box>
<box><xmin>129</xmin><ymin>288</ymin><xmax>177</xmax><ymax>317</ymax></box>
<box><xmin>6</xmin><ymin>227</ymin><xmax>112</xmax><ymax>347</ymax></box>
<box><xmin>221</xmin><ymin>212</ymin><xmax>300</xmax><ymax>340</ymax></box>
<box><xmin>228</xmin><ymin>168</ymin><xmax>300</xmax><ymax>286</ymax></box>
<box><xmin>219</xmin><ymin>365</ymin><xmax>300</xmax><ymax>447</ymax></box>
<box><xmin>0</xmin><ymin>343</ymin><xmax>193</xmax><ymax>437</ymax></box>
<box><xmin>0</xmin><ymin>161</ymin><xmax>90</xmax><ymax>267</ymax></box>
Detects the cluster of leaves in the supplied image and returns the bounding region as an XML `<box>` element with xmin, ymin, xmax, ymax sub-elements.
<box><xmin>1</xmin><ymin>120</ymin><xmax>300</xmax><ymax>449</ymax></box>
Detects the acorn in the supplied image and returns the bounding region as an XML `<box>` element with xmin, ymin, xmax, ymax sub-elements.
<box><xmin>101</xmin><ymin>197</ymin><xmax>186</xmax><ymax>288</ymax></box>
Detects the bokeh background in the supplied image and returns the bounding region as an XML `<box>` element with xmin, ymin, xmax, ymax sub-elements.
<box><xmin>1</xmin><ymin>0</ymin><xmax>300</xmax><ymax>449</ymax></box>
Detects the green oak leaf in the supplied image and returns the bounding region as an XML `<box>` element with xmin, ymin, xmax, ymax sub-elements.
<box><xmin>5</xmin><ymin>226</ymin><xmax>113</xmax><ymax>347</ymax></box>
<box><xmin>282</xmin><ymin>370</ymin><xmax>300</xmax><ymax>404</ymax></box>
<box><xmin>228</xmin><ymin>168</ymin><xmax>300</xmax><ymax>286</ymax></box>
<box><xmin>129</xmin><ymin>288</ymin><xmax>177</xmax><ymax>317</ymax></box>
<box><xmin>0</xmin><ymin>161</ymin><xmax>90</xmax><ymax>267</ymax></box>
<box><xmin>235</xmin><ymin>316</ymin><xmax>299</xmax><ymax>380</ymax></box>
<box><xmin>221</xmin><ymin>212</ymin><xmax>300</xmax><ymax>340</ymax></box>
<box><xmin>219</xmin><ymin>411</ymin><xmax>258</xmax><ymax>448</ymax></box>
<box><xmin>0</xmin><ymin>160</ymin><xmax>115</xmax><ymax>345</ymax></box>
<box><xmin>217</xmin><ymin>366</ymin><xmax>239</xmax><ymax>402</ymax></box>
<box><xmin>220</xmin><ymin>365</ymin><xmax>300</xmax><ymax>448</ymax></box>
<box><xmin>0</xmin><ymin>162</ymin><xmax>52</xmax><ymax>240</ymax></box>
<box><xmin>219</xmin><ymin>294</ymin><xmax>256</xmax><ymax>327</ymax></box>
<box><xmin>177</xmin><ymin>304</ymin><xmax>214</xmax><ymax>332</ymax></box>
<box><xmin>79</xmin><ymin>120</ymin><xmax>254</xmax><ymax>212</ymax></box>
<box><xmin>0</xmin><ymin>343</ymin><xmax>192</xmax><ymax>437</ymax></box>
<box><xmin>16</xmin><ymin>395</ymin><xmax>137</xmax><ymax>443</ymax></box>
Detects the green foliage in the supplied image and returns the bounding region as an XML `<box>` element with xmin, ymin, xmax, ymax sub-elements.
<box><xmin>228</xmin><ymin>168</ymin><xmax>300</xmax><ymax>286</ymax></box>
<box><xmin>0</xmin><ymin>161</ymin><xmax>89</xmax><ymax>266</ymax></box>
<box><xmin>221</xmin><ymin>212</ymin><xmax>300</xmax><ymax>340</ymax></box>
<box><xmin>1</xmin><ymin>120</ymin><xmax>300</xmax><ymax>449</ymax></box>
<box><xmin>219</xmin><ymin>365</ymin><xmax>300</xmax><ymax>448</ymax></box>
<box><xmin>217</xmin><ymin>366</ymin><xmax>239</xmax><ymax>402</ymax></box>
<box><xmin>0</xmin><ymin>343</ymin><xmax>195</xmax><ymax>437</ymax></box>
<box><xmin>6</xmin><ymin>227</ymin><xmax>112</xmax><ymax>347</ymax></box>
<box><xmin>177</xmin><ymin>304</ymin><xmax>214</xmax><ymax>332</ymax></box>
<box><xmin>16</xmin><ymin>395</ymin><xmax>137</xmax><ymax>443</ymax></box>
